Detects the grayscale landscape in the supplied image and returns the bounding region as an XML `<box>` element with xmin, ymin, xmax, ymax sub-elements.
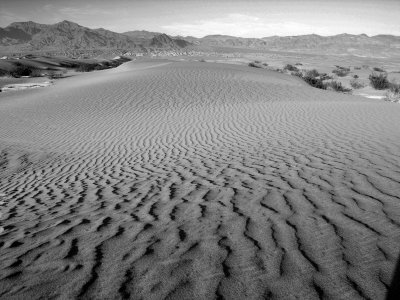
<box><xmin>0</xmin><ymin>1</ymin><xmax>399</xmax><ymax>299</ymax></box>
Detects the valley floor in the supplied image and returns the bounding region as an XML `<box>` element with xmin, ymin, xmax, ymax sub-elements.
<box><xmin>0</xmin><ymin>60</ymin><xmax>399</xmax><ymax>299</ymax></box>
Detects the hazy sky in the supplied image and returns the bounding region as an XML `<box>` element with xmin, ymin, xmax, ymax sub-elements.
<box><xmin>1</xmin><ymin>0</ymin><xmax>399</xmax><ymax>37</ymax></box>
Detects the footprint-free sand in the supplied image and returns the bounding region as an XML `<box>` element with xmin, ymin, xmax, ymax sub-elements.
<box><xmin>0</xmin><ymin>60</ymin><xmax>399</xmax><ymax>299</ymax></box>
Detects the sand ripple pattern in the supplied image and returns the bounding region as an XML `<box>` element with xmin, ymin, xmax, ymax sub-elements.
<box><xmin>0</xmin><ymin>61</ymin><xmax>400</xmax><ymax>299</ymax></box>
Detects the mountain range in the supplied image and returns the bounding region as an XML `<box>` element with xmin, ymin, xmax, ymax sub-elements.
<box><xmin>1</xmin><ymin>20</ymin><xmax>399</xmax><ymax>57</ymax></box>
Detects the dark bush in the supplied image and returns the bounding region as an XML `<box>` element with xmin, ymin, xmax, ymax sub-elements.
<box><xmin>319</xmin><ymin>73</ymin><xmax>333</xmax><ymax>81</ymax></box>
<box><xmin>76</xmin><ymin>63</ymin><xmax>102</xmax><ymax>72</ymax></box>
<box><xmin>332</xmin><ymin>68</ymin><xmax>350</xmax><ymax>77</ymax></box>
<box><xmin>327</xmin><ymin>81</ymin><xmax>351</xmax><ymax>92</ymax></box>
<box><xmin>350</xmin><ymin>79</ymin><xmax>365</xmax><ymax>89</ymax></box>
<box><xmin>369</xmin><ymin>72</ymin><xmax>389</xmax><ymax>89</ymax></box>
<box><xmin>292</xmin><ymin>71</ymin><xmax>303</xmax><ymax>78</ymax></box>
<box><xmin>0</xmin><ymin>69</ymin><xmax>11</xmax><ymax>77</ymax></box>
<box><xmin>284</xmin><ymin>64</ymin><xmax>299</xmax><ymax>72</ymax></box>
<box><xmin>11</xmin><ymin>66</ymin><xmax>33</xmax><ymax>77</ymax></box>
<box><xmin>306</xmin><ymin>69</ymin><xmax>319</xmax><ymax>78</ymax></box>
<box><xmin>389</xmin><ymin>81</ymin><xmax>400</xmax><ymax>94</ymax></box>
<box><xmin>295</xmin><ymin>63</ymin><xmax>303</xmax><ymax>66</ymax></box>
<box><xmin>303</xmin><ymin>75</ymin><xmax>326</xmax><ymax>90</ymax></box>
<box><xmin>373</xmin><ymin>67</ymin><xmax>385</xmax><ymax>72</ymax></box>
<box><xmin>248</xmin><ymin>62</ymin><xmax>262</xmax><ymax>68</ymax></box>
<box><xmin>353</xmin><ymin>74</ymin><xmax>359</xmax><ymax>79</ymax></box>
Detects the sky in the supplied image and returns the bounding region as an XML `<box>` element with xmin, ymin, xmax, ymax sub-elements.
<box><xmin>0</xmin><ymin>0</ymin><xmax>399</xmax><ymax>37</ymax></box>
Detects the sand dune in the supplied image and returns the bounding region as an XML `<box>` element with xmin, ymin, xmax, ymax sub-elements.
<box><xmin>0</xmin><ymin>60</ymin><xmax>400</xmax><ymax>299</ymax></box>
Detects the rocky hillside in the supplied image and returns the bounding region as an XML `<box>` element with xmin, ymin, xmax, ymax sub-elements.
<box><xmin>1</xmin><ymin>20</ymin><xmax>399</xmax><ymax>57</ymax></box>
<box><xmin>0</xmin><ymin>21</ymin><xmax>190</xmax><ymax>53</ymax></box>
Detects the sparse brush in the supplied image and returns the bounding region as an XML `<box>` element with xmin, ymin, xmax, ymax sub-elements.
<box><xmin>248</xmin><ymin>62</ymin><xmax>262</xmax><ymax>68</ymax></box>
<box><xmin>388</xmin><ymin>80</ymin><xmax>400</xmax><ymax>94</ymax></box>
<box><xmin>385</xmin><ymin>89</ymin><xmax>400</xmax><ymax>103</ymax></box>
<box><xmin>319</xmin><ymin>73</ymin><xmax>333</xmax><ymax>81</ymax></box>
<box><xmin>373</xmin><ymin>67</ymin><xmax>385</xmax><ymax>72</ymax></box>
<box><xmin>306</xmin><ymin>69</ymin><xmax>319</xmax><ymax>78</ymax></box>
<box><xmin>354</xmin><ymin>66</ymin><xmax>361</xmax><ymax>70</ymax></box>
<box><xmin>10</xmin><ymin>66</ymin><xmax>33</xmax><ymax>77</ymax></box>
<box><xmin>284</xmin><ymin>64</ymin><xmax>299</xmax><ymax>72</ymax></box>
<box><xmin>350</xmin><ymin>79</ymin><xmax>366</xmax><ymax>89</ymax></box>
<box><xmin>0</xmin><ymin>69</ymin><xmax>12</xmax><ymax>77</ymax></box>
<box><xmin>303</xmin><ymin>75</ymin><xmax>326</xmax><ymax>90</ymax></box>
<box><xmin>291</xmin><ymin>71</ymin><xmax>303</xmax><ymax>78</ymax></box>
<box><xmin>332</xmin><ymin>68</ymin><xmax>350</xmax><ymax>77</ymax></box>
<box><xmin>369</xmin><ymin>72</ymin><xmax>389</xmax><ymax>89</ymax></box>
<box><xmin>327</xmin><ymin>81</ymin><xmax>352</xmax><ymax>92</ymax></box>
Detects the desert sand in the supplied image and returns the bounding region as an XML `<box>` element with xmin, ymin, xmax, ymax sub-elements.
<box><xmin>0</xmin><ymin>59</ymin><xmax>399</xmax><ymax>299</ymax></box>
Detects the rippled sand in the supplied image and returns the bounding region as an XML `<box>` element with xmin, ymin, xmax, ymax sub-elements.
<box><xmin>0</xmin><ymin>60</ymin><xmax>399</xmax><ymax>299</ymax></box>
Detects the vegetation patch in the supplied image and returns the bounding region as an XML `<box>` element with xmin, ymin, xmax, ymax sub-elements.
<box><xmin>350</xmin><ymin>79</ymin><xmax>365</xmax><ymax>89</ymax></box>
<box><xmin>369</xmin><ymin>72</ymin><xmax>389</xmax><ymax>90</ymax></box>
<box><xmin>327</xmin><ymin>81</ymin><xmax>351</xmax><ymax>93</ymax></box>
<box><xmin>283</xmin><ymin>64</ymin><xmax>299</xmax><ymax>72</ymax></box>
<box><xmin>332</xmin><ymin>66</ymin><xmax>350</xmax><ymax>77</ymax></box>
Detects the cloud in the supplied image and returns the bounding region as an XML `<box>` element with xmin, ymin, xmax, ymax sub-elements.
<box><xmin>0</xmin><ymin>10</ymin><xmax>25</xmax><ymax>26</ymax></box>
<box><xmin>161</xmin><ymin>14</ymin><xmax>325</xmax><ymax>37</ymax></box>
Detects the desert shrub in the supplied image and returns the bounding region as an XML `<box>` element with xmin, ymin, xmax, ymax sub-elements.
<box><xmin>319</xmin><ymin>73</ymin><xmax>333</xmax><ymax>81</ymax></box>
<box><xmin>353</xmin><ymin>75</ymin><xmax>359</xmax><ymax>79</ymax></box>
<box><xmin>369</xmin><ymin>72</ymin><xmax>389</xmax><ymax>89</ymax></box>
<box><xmin>350</xmin><ymin>79</ymin><xmax>366</xmax><ymax>89</ymax></box>
<box><xmin>284</xmin><ymin>64</ymin><xmax>299</xmax><ymax>72</ymax></box>
<box><xmin>75</xmin><ymin>63</ymin><xmax>103</xmax><ymax>72</ymax></box>
<box><xmin>385</xmin><ymin>91</ymin><xmax>400</xmax><ymax>103</ymax></box>
<box><xmin>254</xmin><ymin>60</ymin><xmax>261</xmax><ymax>63</ymax></box>
<box><xmin>199</xmin><ymin>59</ymin><xmax>206</xmax><ymax>62</ymax></box>
<box><xmin>389</xmin><ymin>80</ymin><xmax>400</xmax><ymax>94</ymax></box>
<box><xmin>332</xmin><ymin>68</ymin><xmax>350</xmax><ymax>77</ymax></box>
<box><xmin>11</xmin><ymin>66</ymin><xmax>33</xmax><ymax>77</ymax></box>
<box><xmin>295</xmin><ymin>63</ymin><xmax>303</xmax><ymax>66</ymax></box>
<box><xmin>262</xmin><ymin>63</ymin><xmax>268</xmax><ymax>66</ymax></box>
<box><xmin>385</xmin><ymin>82</ymin><xmax>400</xmax><ymax>102</ymax></box>
<box><xmin>385</xmin><ymin>81</ymin><xmax>400</xmax><ymax>103</ymax></box>
<box><xmin>60</xmin><ymin>61</ymin><xmax>80</xmax><ymax>68</ymax></box>
<box><xmin>327</xmin><ymin>81</ymin><xmax>351</xmax><ymax>92</ymax></box>
<box><xmin>373</xmin><ymin>67</ymin><xmax>385</xmax><ymax>72</ymax></box>
<box><xmin>354</xmin><ymin>66</ymin><xmax>361</xmax><ymax>70</ymax></box>
<box><xmin>306</xmin><ymin>69</ymin><xmax>319</xmax><ymax>78</ymax></box>
<box><xmin>248</xmin><ymin>62</ymin><xmax>262</xmax><ymax>68</ymax></box>
<box><xmin>303</xmin><ymin>75</ymin><xmax>326</xmax><ymax>90</ymax></box>
<box><xmin>0</xmin><ymin>69</ymin><xmax>11</xmax><ymax>77</ymax></box>
<box><xmin>291</xmin><ymin>71</ymin><xmax>303</xmax><ymax>78</ymax></box>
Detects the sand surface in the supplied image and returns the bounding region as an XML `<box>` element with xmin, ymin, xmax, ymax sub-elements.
<box><xmin>0</xmin><ymin>60</ymin><xmax>400</xmax><ymax>299</ymax></box>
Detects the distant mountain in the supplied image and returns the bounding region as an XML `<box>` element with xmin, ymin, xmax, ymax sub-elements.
<box><xmin>123</xmin><ymin>30</ymin><xmax>161</xmax><ymax>40</ymax></box>
<box><xmin>149</xmin><ymin>34</ymin><xmax>190</xmax><ymax>48</ymax></box>
<box><xmin>187</xmin><ymin>33</ymin><xmax>400</xmax><ymax>56</ymax></box>
<box><xmin>0</xmin><ymin>21</ymin><xmax>191</xmax><ymax>53</ymax></box>
<box><xmin>1</xmin><ymin>20</ymin><xmax>399</xmax><ymax>57</ymax></box>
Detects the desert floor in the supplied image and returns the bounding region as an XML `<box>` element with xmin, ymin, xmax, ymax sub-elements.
<box><xmin>0</xmin><ymin>60</ymin><xmax>400</xmax><ymax>299</ymax></box>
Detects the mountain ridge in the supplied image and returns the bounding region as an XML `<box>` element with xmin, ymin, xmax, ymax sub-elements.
<box><xmin>1</xmin><ymin>20</ymin><xmax>399</xmax><ymax>57</ymax></box>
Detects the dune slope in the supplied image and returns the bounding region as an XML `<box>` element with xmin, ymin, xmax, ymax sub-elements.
<box><xmin>0</xmin><ymin>60</ymin><xmax>400</xmax><ymax>299</ymax></box>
